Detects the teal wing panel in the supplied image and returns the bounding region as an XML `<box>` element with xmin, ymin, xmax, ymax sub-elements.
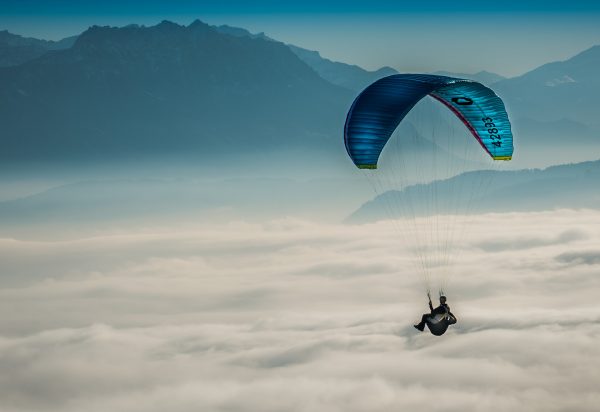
<box><xmin>430</xmin><ymin>82</ymin><xmax>513</xmax><ymax>160</ymax></box>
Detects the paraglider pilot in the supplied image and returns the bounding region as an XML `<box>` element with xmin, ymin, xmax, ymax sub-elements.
<box><xmin>414</xmin><ymin>294</ymin><xmax>456</xmax><ymax>332</ymax></box>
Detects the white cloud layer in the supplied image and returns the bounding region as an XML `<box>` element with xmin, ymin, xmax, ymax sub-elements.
<box><xmin>1</xmin><ymin>210</ymin><xmax>600</xmax><ymax>411</ymax></box>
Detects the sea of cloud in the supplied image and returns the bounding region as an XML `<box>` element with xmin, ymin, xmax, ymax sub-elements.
<box><xmin>1</xmin><ymin>209</ymin><xmax>599</xmax><ymax>411</ymax></box>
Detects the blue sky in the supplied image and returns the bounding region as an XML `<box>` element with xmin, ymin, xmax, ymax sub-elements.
<box><xmin>4</xmin><ymin>0</ymin><xmax>600</xmax><ymax>14</ymax></box>
<box><xmin>2</xmin><ymin>0</ymin><xmax>600</xmax><ymax>76</ymax></box>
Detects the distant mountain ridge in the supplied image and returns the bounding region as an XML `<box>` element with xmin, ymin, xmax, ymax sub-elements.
<box><xmin>0</xmin><ymin>21</ymin><xmax>598</xmax><ymax>168</ymax></box>
<box><xmin>494</xmin><ymin>46</ymin><xmax>600</xmax><ymax>128</ymax></box>
<box><xmin>213</xmin><ymin>24</ymin><xmax>272</xmax><ymax>41</ymax></box>
<box><xmin>287</xmin><ymin>45</ymin><xmax>397</xmax><ymax>92</ymax></box>
<box><xmin>433</xmin><ymin>70</ymin><xmax>505</xmax><ymax>86</ymax></box>
<box><xmin>348</xmin><ymin>159</ymin><xmax>600</xmax><ymax>223</ymax></box>
<box><xmin>2</xmin><ymin>25</ymin><xmax>503</xmax><ymax>94</ymax></box>
<box><xmin>0</xmin><ymin>30</ymin><xmax>76</xmax><ymax>67</ymax></box>
<box><xmin>0</xmin><ymin>20</ymin><xmax>352</xmax><ymax>163</ymax></box>
<box><xmin>211</xmin><ymin>24</ymin><xmax>398</xmax><ymax>91</ymax></box>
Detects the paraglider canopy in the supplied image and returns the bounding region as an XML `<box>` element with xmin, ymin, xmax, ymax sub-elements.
<box><xmin>343</xmin><ymin>74</ymin><xmax>514</xmax><ymax>331</ymax></box>
<box><xmin>344</xmin><ymin>74</ymin><xmax>513</xmax><ymax>169</ymax></box>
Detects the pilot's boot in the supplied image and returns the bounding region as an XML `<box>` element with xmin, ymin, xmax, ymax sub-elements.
<box><xmin>414</xmin><ymin>313</ymin><xmax>429</xmax><ymax>331</ymax></box>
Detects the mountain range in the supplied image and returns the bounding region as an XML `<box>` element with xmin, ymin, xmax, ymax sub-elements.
<box><xmin>348</xmin><ymin>159</ymin><xmax>600</xmax><ymax>223</ymax></box>
<box><xmin>0</xmin><ymin>30</ymin><xmax>76</xmax><ymax>67</ymax></box>
<box><xmin>494</xmin><ymin>46</ymin><xmax>600</xmax><ymax>128</ymax></box>
<box><xmin>433</xmin><ymin>70</ymin><xmax>505</xmax><ymax>86</ymax></box>
<box><xmin>0</xmin><ymin>21</ymin><xmax>351</xmax><ymax>164</ymax></box>
<box><xmin>0</xmin><ymin>158</ymin><xmax>598</xmax><ymax>239</ymax></box>
<box><xmin>0</xmin><ymin>20</ymin><xmax>598</xmax><ymax>169</ymax></box>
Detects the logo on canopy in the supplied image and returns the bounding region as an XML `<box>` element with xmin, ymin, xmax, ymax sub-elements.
<box><xmin>451</xmin><ymin>97</ymin><xmax>473</xmax><ymax>106</ymax></box>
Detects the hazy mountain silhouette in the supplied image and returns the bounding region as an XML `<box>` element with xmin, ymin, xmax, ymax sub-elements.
<box><xmin>211</xmin><ymin>24</ymin><xmax>398</xmax><ymax>92</ymax></box>
<box><xmin>1</xmin><ymin>158</ymin><xmax>597</xmax><ymax>239</ymax></box>
<box><xmin>485</xmin><ymin>46</ymin><xmax>600</xmax><ymax>166</ymax></box>
<box><xmin>495</xmin><ymin>46</ymin><xmax>600</xmax><ymax>129</ymax></box>
<box><xmin>1</xmin><ymin>24</ymin><xmax>397</xmax><ymax>94</ymax></box>
<box><xmin>0</xmin><ymin>30</ymin><xmax>76</xmax><ymax>67</ymax></box>
<box><xmin>212</xmin><ymin>25</ymin><xmax>505</xmax><ymax>92</ymax></box>
<box><xmin>348</xmin><ymin>159</ymin><xmax>600</xmax><ymax>223</ymax></box>
<box><xmin>0</xmin><ymin>21</ymin><xmax>598</xmax><ymax>169</ymax></box>
<box><xmin>433</xmin><ymin>70</ymin><xmax>505</xmax><ymax>86</ymax></box>
<box><xmin>213</xmin><ymin>24</ymin><xmax>272</xmax><ymax>41</ymax></box>
<box><xmin>0</xmin><ymin>20</ymin><xmax>352</xmax><ymax>163</ymax></box>
<box><xmin>287</xmin><ymin>45</ymin><xmax>397</xmax><ymax>92</ymax></box>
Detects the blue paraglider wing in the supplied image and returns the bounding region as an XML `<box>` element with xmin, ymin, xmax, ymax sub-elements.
<box><xmin>344</xmin><ymin>74</ymin><xmax>513</xmax><ymax>169</ymax></box>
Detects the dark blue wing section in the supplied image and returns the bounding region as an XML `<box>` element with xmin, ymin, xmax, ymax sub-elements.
<box><xmin>344</xmin><ymin>74</ymin><xmax>514</xmax><ymax>169</ymax></box>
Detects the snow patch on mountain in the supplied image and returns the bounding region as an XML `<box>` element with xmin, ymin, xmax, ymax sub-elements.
<box><xmin>545</xmin><ymin>75</ymin><xmax>576</xmax><ymax>87</ymax></box>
